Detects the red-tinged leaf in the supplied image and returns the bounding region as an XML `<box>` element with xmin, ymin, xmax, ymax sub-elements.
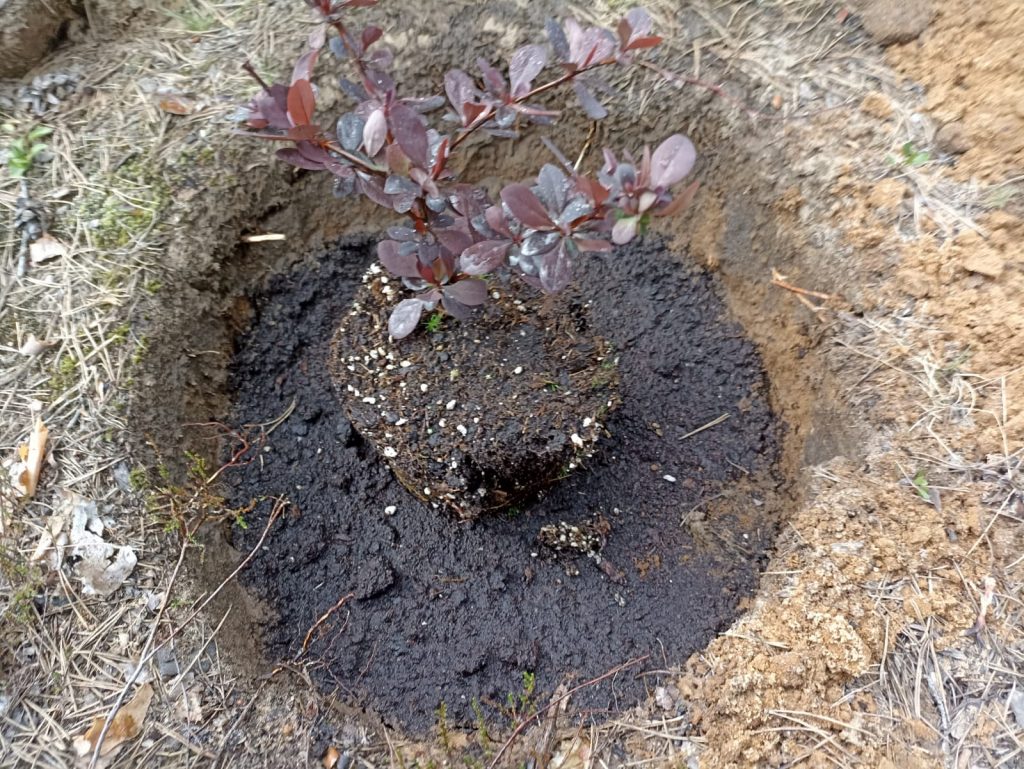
<box><xmin>574</xmin><ymin>237</ymin><xmax>612</xmax><ymax>253</ymax></box>
<box><xmin>539</xmin><ymin>240</ymin><xmax>572</xmax><ymax>293</ymax></box>
<box><xmin>276</xmin><ymin>147</ymin><xmax>325</xmax><ymax>170</ymax></box>
<box><xmin>388</xmin><ymin>102</ymin><xmax>428</xmax><ymax>167</ymax></box>
<box><xmin>462</xmin><ymin>101</ymin><xmax>489</xmax><ymax>127</ymax></box>
<box><xmin>616</xmin><ymin>18</ymin><xmax>632</xmax><ymax>48</ymax></box>
<box><xmin>626</xmin><ymin>35</ymin><xmax>662</xmax><ymax>50</ymax></box>
<box><xmin>417</xmin><ymin>258</ymin><xmax>435</xmax><ymax>283</ymax></box>
<box><xmin>287</xmin><ymin>124</ymin><xmax>320</xmax><ymax>141</ymax></box>
<box><xmin>444</xmin><ymin>278</ymin><xmax>488</xmax><ymax>306</ymax></box>
<box><xmin>362</xmin><ymin>108</ymin><xmax>387</xmax><ymax>156</ymax></box>
<box><xmin>389</xmin><ymin>299</ymin><xmax>425</xmax><ymax>339</ymax></box>
<box><xmin>576</xmin><ymin>176</ymin><xmax>611</xmax><ymax>208</ymax></box>
<box><xmin>431</xmin><ymin>136</ymin><xmax>449</xmax><ymax>177</ymax></box>
<box><xmin>361</xmin><ymin>25</ymin><xmax>383</xmax><ymax>50</ymax></box>
<box><xmin>436</xmin><ymin>228</ymin><xmax>473</xmax><ymax>257</ymax></box>
<box><xmin>509</xmin><ymin>44</ymin><xmax>548</xmax><ymax>98</ymax></box>
<box><xmin>501</xmin><ymin>184</ymin><xmax>553</xmax><ymax>229</ymax></box>
<box><xmin>573</xmin><ymin>81</ymin><xmax>608</xmax><ymax>120</ymax></box>
<box><xmin>378</xmin><ymin>240</ymin><xmax>421</xmax><ymax>278</ymax></box>
<box><xmin>287</xmin><ymin>79</ymin><xmax>316</xmax><ymax>126</ymax></box>
<box><xmin>650</xmin><ymin>133</ymin><xmax>696</xmax><ymax>189</ymax></box>
<box><xmin>460</xmin><ymin>240</ymin><xmax>510</xmax><ymax>275</ymax></box>
<box><xmin>655</xmin><ymin>179</ymin><xmax>700</xmax><ymax>217</ymax></box>
<box><xmin>611</xmin><ymin>215</ymin><xmax>639</xmax><ymax>244</ymax></box>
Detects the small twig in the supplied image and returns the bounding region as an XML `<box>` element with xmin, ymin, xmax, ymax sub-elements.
<box><xmin>298</xmin><ymin>592</ymin><xmax>355</xmax><ymax>658</ymax></box>
<box><xmin>770</xmin><ymin>269</ymin><xmax>833</xmax><ymax>301</ymax></box>
<box><xmin>487</xmin><ymin>655</ymin><xmax>649</xmax><ymax>769</ymax></box>
<box><xmin>679</xmin><ymin>413</ymin><xmax>730</xmax><ymax>442</ymax></box>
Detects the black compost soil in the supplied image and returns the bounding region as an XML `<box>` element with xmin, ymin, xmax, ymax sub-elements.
<box><xmin>226</xmin><ymin>237</ymin><xmax>783</xmax><ymax>733</ymax></box>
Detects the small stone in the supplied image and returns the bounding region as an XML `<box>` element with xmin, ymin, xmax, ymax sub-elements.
<box><xmin>456</xmin><ymin>424</ymin><xmax>468</xmax><ymax>436</ymax></box>
<box><xmin>961</xmin><ymin>251</ymin><xmax>1004</xmax><ymax>279</ymax></box>
<box><xmin>663</xmin><ymin>474</ymin><xmax>677</xmax><ymax>483</ymax></box>
<box><xmin>383</xmin><ymin>447</ymin><xmax>398</xmax><ymax>458</ymax></box>
<box><xmin>446</xmin><ymin>399</ymin><xmax>457</xmax><ymax>410</ymax></box>
<box><xmin>513</xmin><ymin>366</ymin><xmax>523</xmax><ymax>374</ymax></box>
<box><xmin>935</xmin><ymin>120</ymin><xmax>970</xmax><ymax>155</ymax></box>
<box><xmin>571</xmin><ymin>433</ymin><xmax>584</xmax><ymax>448</ymax></box>
<box><xmin>420</xmin><ymin>384</ymin><xmax>428</xmax><ymax>392</ymax></box>
<box><xmin>384</xmin><ymin>505</ymin><xmax>397</xmax><ymax>516</ymax></box>
<box><xmin>855</xmin><ymin>0</ymin><xmax>933</xmax><ymax>46</ymax></box>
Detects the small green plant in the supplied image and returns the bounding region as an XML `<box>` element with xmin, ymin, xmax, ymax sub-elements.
<box><xmin>471</xmin><ymin>699</ymin><xmax>491</xmax><ymax>753</ymax></box>
<box><xmin>900</xmin><ymin>141</ymin><xmax>930</xmax><ymax>168</ymax></box>
<box><xmin>128</xmin><ymin>465</ymin><xmax>149</xmax><ymax>491</ymax></box>
<box><xmin>437</xmin><ymin>701</ymin><xmax>452</xmax><ymax>754</ymax></box>
<box><xmin>503</xmin><ymin>670</ymin><xmax>536</xmax><ymax>719</ymax></box>
<box><xmin>5</xmin><ymin>124</ymin><xmax>52</xmax><ymax>178</ymax></box>
<box><xmin>425</xmin><ymin>311</ymin><xmax>444</xmax><ymax>333</ymax></box>
<box><xmin>912</xmin><ymin>469</ymin><xmax>930</xmax><ymax>501</ymax></box>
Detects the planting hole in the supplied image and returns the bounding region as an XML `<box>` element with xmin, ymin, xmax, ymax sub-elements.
<box><xmin>215</xmin><ymin>233</ymin><xmax>783</xmax><ymax>732</ymax></box>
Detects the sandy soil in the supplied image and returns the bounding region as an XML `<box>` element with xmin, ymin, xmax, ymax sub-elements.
<box><xmin>1</xmin><ymin>0</ymin><xmax>1021</xmax><ymax>768</ymax></box>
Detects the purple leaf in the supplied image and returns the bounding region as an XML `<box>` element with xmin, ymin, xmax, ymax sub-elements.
<box><xmin>539</xmin><ymin>240</ymin><xmax>573</xmax><ymax>293</ymax></box>
<box><xmin>509</xmin><ymin>44</ymin><xmax>549</xmax><ymax>98</ymax></box>
<box><xmin>404</xmin><ymin>95</ymin><xmax>447</xmax><ymax>113</ymax></box>
<box><xmin>357</xmin><ymin>175</ymin><xmax>391</xmax><ymax>207</ymax></box>
<box><xmin>611</xmin><ymin>215</ymin><xmax>639</xmax><ymax>244</ymax></box>
<box><xmin>388</xmin><ymin>102</ymin><xmax>428</xmax><ymax>167</ymax></box>
<box><xmin>246</xmin><ymin>84</ymin><xmax>291</xmax><ymax>130</ymax></box>
<box><xmin>535</xmin><ymin>164</ymin><xmax>569</xmax><ymax>213</ymax></box>
<box><xmin>546</xmin><ymin>18</ymin><xmax>571</xmax><ymax>62</ymax></box>
<box><xmin>444</xmin><ymin>278</ymin><xmax>489</xmax><ymax>306</ymax></box>
<box><xmin>650</xmin><ymin>134</ymin><xmax>696</xmax><ymax>189</ymax></box>
<box><xmin>337</xmin><ymin>112</ymin><xmax>365</xmax><ymax>151</ymax></box>
<box><xmin>573</xmin><ymin>81</ymin><xmax>608</xmax><ymax>120</ymax></box>
<box><xmin>291</xmin><ymin>28</ymin><xmax>324</xmax><ymax>84</ymax></box>
<box><xmin>460</xmin><ymin>240</ymin><xmax>510</xmax><ymax>275</ymax></box>
<box><xmin>436</xmin><ymin>228</ymin><xmax>473</xmax><ymax>257</ymax></box>
<box><xmin>444</xmin><ymin>69</ymin><xmax>477</xmax><ymax>114</ymax></box>
<box><xmin>362</xmin><ymin>108</ymin><xmax>387</xmax><ymax>156</ymax></box>
<box><xmin>484</xmin><ymin>205</ymin><xmax>513</xmax><ymax>237</ymax></box>
<box><xmin>624</xmin><ymin>8</ymin><xmax>653</xmax><ymax>39</ymax></box>
<box><xmin>389</xmin><ymin>299</ymin><xmax>425</xmax><ymax>339</ymax></box>
<box><xmin>501</xmin><ymin>184</ymin><xmax>553</xmax><ymax>229</ymax></box>
<box><xmin>565</xmin><ymin>19</ymin><xmax>615</xmax><ymax>69</ymax></box>
<box><xmin>276</xmin><ymin>147</ymin><xmax>325</xmax><ymax>170</ymax></box>
<box><xmin>574</xmin><ymin>237</ymin><xmax>612</xmax><ymax>253</ymax></box>
<box><xmin>361</xmin><ymin>25</ymin><xmax>383</xmax><ymax>50</ymax></box>
<box><xmin>477</xmin><ymin>58</ymin><xmax>507</xmax><ymax>97</ymax></box>
<box><xmin>378</xmin><ymin>239</ymin><xmax>422</xmax><ymax>278</ymax></box>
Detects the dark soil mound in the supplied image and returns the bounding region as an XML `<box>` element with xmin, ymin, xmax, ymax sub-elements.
<box><xmin>227</xmin><ymin>236</ymin><xmax>783</xmax><ymax>733</ymax></box>
<box><xmin>331</xmin><ymin>267</ymin><xmax>618</xmax><ymax>518</ymax></box>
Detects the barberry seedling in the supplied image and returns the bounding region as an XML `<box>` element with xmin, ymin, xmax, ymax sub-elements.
<box><xmin>238</xmin><ymin>0</ymin><xmax>698</xmax><ymax>338</ymax></box>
